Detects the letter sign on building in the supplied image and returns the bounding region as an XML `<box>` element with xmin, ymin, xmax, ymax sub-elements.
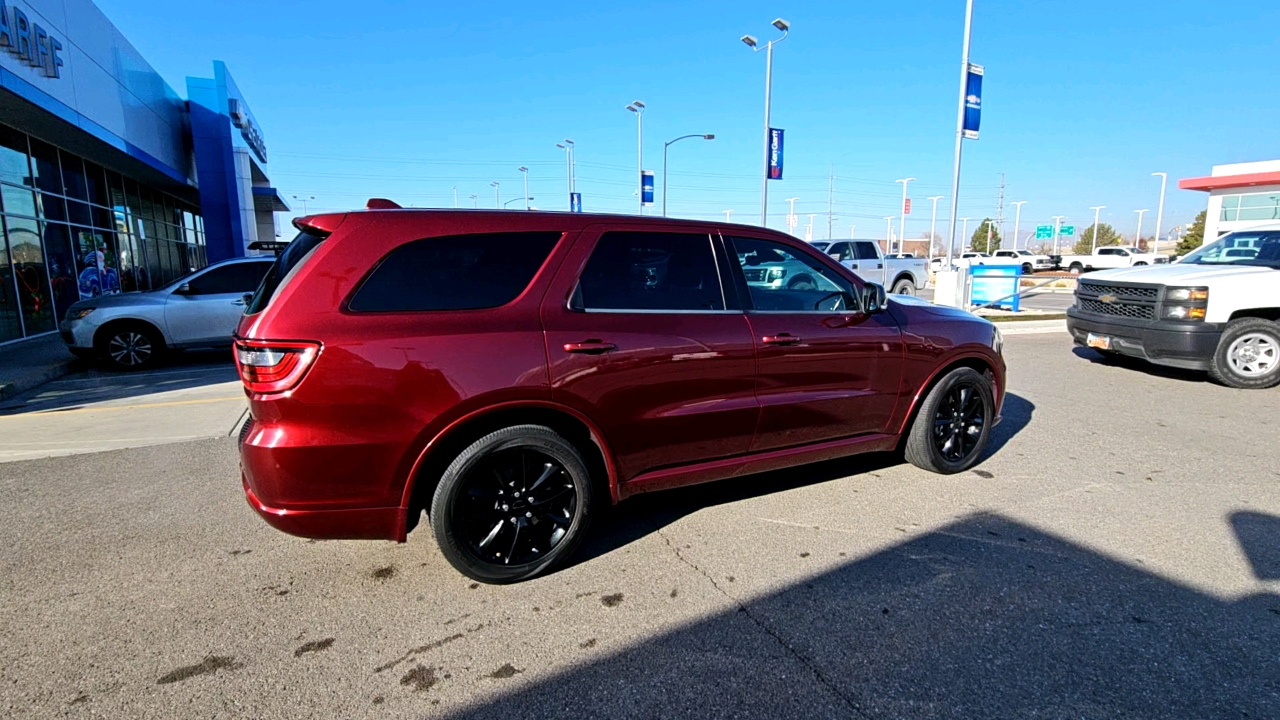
<box><xmin>0</xmin><ymin>0</ymin><xmax>65</xmax><ymax>78</ymax></box>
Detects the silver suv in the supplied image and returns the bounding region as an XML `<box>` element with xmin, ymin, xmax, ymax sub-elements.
<box><xmin>60</xmin><ymin>257</ymin><xmax>274</xmax><ymax>370</ymax></box>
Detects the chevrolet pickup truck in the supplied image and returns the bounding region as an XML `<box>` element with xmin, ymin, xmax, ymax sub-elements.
<box><xmin>1066</xmin><ymin>226</ymin><xmax>1280</xmax><ymax>389</ymax></box>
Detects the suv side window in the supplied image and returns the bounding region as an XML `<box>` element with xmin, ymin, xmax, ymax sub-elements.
<box><xmin>728</xmin><ymin>237</ymin><xmax>859</xmax><ymax>313</ymax></box>
<box><xmin>826</xmin><ymin>242</ymin><xmax>854</xmax><ymax>262</ymax></box>
<box><xmin>576</xmin><ymin>231</ymin><xmax>725</xmax><ymax>312</ymax></box>
<box><xmin>1098</xmin><ymin>248</ymin><xmax>1119</xmax><ymax>256</ymax></box>
<box><xmin>184</xmin><ymin>261</ymin><xmax>272</xmax><ymax>295</ymax></box>
<box><xmin>348</xmin><ymin>231</ymin><xmax>561</xmax><ymax>312</ymax></box>
<box><xmin>854</xmin><ymin>241</ymin><xmax>880</xmax><ymax>260</ymax></box>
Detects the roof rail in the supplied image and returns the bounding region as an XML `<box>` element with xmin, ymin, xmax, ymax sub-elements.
<box><xmin>366</xmin><ymin>198</ymin><xmax>402</xmax><ymax>209</ymax></box>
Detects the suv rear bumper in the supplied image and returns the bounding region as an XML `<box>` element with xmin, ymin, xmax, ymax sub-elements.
<box><xmin>1066</xmin><ymin>308</ymin><xmax>1222</xmax><ymax>370</ymax></box>
<box><xmin>242</xmin><ymin>478</ymin><xmax>407</xmax><ymax>541</ymax></box>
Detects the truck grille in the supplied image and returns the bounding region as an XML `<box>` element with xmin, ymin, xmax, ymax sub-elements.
<box><xmin>1075</xmin><ymin>281</ymin><xmax>1160</xmax><ymax>321</ymax></box>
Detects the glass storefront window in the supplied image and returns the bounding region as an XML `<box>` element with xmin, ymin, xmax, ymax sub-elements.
<box><xmin>0</xmin><ymin>218</ymin><xmax>23</xmax><ymax>342</ymax></box>
<box><xmin>84</xmin><ymin>161</ymin><xmax>108</xmax><ymax>206</ymax></box>
<box><xmin>73</xmin><ymin>227</ymin><xmax>122</xmax><ymax>299</ymax></box>
<box><xmin>0</xmin><ymin>126</ymin><xmax>31</xmax><ymax>188</ymax></box>
<box><xmin>28</xmin><ymin>139</ymin><xmax>62</xmax><ymax>195</ymax></box>
<box><xmin>143</xmin><ymin>232</ymin><xmax>163</xmax><ymax>288</ymax></box>
<box><xmin>5</xmin><ymin>215</ymin><xmax>55</xmax><ymax>334</ymax></box>
<box><xmin>39</xmin><ymin>193</ymin><xmax>66</xmax><ymax>223</ymax></box>
<box><xmin>41</xmin><ymin>222</ymin><xmax>78</xmax><ymax>317</ymax></box>
<box><xmin>1</xmin><ymin>184</ymin><xmax>37</xmax><ymax>217</ymax></box>
<box><xmin>59</xmin><ymin>152</ymin><xmax>89</xmax><ymax>202</ymax></box>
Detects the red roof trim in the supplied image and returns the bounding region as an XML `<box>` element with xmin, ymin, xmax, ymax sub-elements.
<box><xmin>1178</xmin><ymin>171</ymin><xmax>1280</xmax><ymax>192</ymax></box>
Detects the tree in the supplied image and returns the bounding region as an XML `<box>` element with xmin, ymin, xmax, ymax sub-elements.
<box><xmin>1175</xmin><ymin>210</ymin><xmax>1207</xmax><ymax>257</ymax></box>
<box><xmin>970</xmin><ymin>218</ymin><xmax>1002</xmax><ymax>253</ymax></box>
<box><xmin>1074</xmin><ymin>222</ymin><xmax>1120</xmax><ymax>255</ymax></box>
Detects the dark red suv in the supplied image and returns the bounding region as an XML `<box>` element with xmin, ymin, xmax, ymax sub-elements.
<box><xmin>236</xmin><ymin>206</ymin><xmax>1005</xmax><ymax>582</ymax></box>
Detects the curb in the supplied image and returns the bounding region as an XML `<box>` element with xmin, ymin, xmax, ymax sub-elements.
<box><xmin>984</xmin><ymin>313</ymin><xmax>1068</xmax><ymax>323</ymax></box>
<box><xmin>0</xmin><ymin>358</ymin><xmax>82</xmax><ymax>403</ymax></box>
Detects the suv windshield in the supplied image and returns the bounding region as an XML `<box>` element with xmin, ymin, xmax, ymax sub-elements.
<box><xmin>1180</xmin><ymin>230</ymin><xmax>1280</xmax><ymax>268</ymax></box>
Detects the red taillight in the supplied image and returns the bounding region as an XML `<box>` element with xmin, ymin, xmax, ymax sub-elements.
<box><xmin>233</xmin><ymin>339</ymin><xmax>321</xmax><ymax>394</ymax></box>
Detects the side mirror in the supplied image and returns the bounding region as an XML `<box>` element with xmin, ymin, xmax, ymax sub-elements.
<box><xmin>862</xmin><ymin>283</ymin><xmax>887</xmax><ymax>314</ymax></box>
<box><xmin>177</xmin><ymin>282</ymin><xmax>192</xmax><ymax>294</ymax></box>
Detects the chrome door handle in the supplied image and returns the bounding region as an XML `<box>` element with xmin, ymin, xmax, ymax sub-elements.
<box><xmin>564</xmin><ymin>341</ymin><xmax>616</xmax><ymax>354</ymax></box>
<box><xmin>762</xmin><ymin>334</ymin><xmax>802</xmax><ymax>346</ymax></box>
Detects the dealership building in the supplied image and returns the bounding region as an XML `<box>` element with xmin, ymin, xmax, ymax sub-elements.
<box><xmin>0</xmin><ymin>0</ymin><xmax>286</xmax><ymax>345</ymax></box>
<box><xmin>1179</xmin><ymin>159</ymin><xmax>1280</xmax><ymax>242</ymax></box>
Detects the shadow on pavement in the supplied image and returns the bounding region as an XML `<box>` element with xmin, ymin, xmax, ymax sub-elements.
<box><xmin>1071</xmin><ymin>346</ymin><xmax>1207</xmax><ymax>384</ymax></box>
<box><xmin>0</xmin><ymin>349</ymin><xmax>238</xmax><ymax>416</ymax></box>
<box><xmin>452</xmin><ymin>512</ymin><xmax>1280</xmax><ymax>719</ymax></box>
<box><xmin>572</xmin><ymin>393</ymin><xmax>1035</xmax><ymax>572</ymax></box>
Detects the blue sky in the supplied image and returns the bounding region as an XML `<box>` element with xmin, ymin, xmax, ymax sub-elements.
<box><xmin>99</xmin><ymin>0</ymin><xmax>1279</xmax><ymax>246</ymax></box>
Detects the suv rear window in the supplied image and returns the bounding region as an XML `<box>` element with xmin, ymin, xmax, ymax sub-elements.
<box><xmin>348</xmin><ymin>231</ymin><xmax>561</xmax><ymax>312</ymax></box>
<box><xmin>246</xmin><ymin>229</ymin><xmax>327</xmax><ymax>315</ymax></box>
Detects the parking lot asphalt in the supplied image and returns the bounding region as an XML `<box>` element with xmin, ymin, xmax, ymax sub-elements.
<box><xmin>2</xmin><ymin>331</ymin><xmax>1279</xmax><ymax>718</ymax></box>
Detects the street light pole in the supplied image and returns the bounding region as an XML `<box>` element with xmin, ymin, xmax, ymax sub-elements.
<box><xmin>741</xmin><ymin>19</ymin><xmax>790</xmax><ymax>227</ymax></box>
<box><xmin>662</xmin><ymin>134</ymin><xmax>714</xmax><ymax>217</ymax></box>
<box><xmin>724</xmin><ymin>210</ymin><xmax>734</xmax><ymax>222</ymax></box>
<box><xmin>626</xmin><ymin>101</ymin><xmax>646</xmax><ymax>214</ymax></box>
<box><xmin>884</xmin><ymin>216</ymin><xmax>896</xmax><ymax>251</ymax></box>
<box><xmin>945</xmin><ymin>0</ymin><xmax>975</xmax><ymax>266</ymax></box>
<box><xmin>468</xmin><ymin>194</ymin><xmax>477</xmax><ymax>209</ymax></box>
<box><xmin>1152</xmin><ymin>172</ymin><xmax>1167</xmax><ymax>254</ymax></box>
<box><xmin>1089</xmin><ymin>205</ymin><xmax>1105</xmax><ymax>253</ymax></box>
<box><xmin>491</xmin><ymin>182</ymin><xmax>500</xmax><ymax>208</ymax></box>
<box><xmin>896</xmin><ymin>177</ymin><xmax>915</xmax><ymax>248</ymax></box>
<box><xmin>503</xmin><ymin>197</ymin><xmax>533</xmax><ymax>208</ymax></box>
<box><xmin>928</xmin><ymin>195</ymin><xmax>943</xmax><ymax>261</ymax></box>
<box><xmin>785</xmin><ymin>197</ymin><xmax>799</xmax><ymax>235</ymax></box>
<box><xmin>1051</xmin><ymin>215</ymin><xmax>1066</xmax><ymax>255</ymax></box>
<box><xmin>556</xmin><ymin>142</ymin><xmax>574</xmax><ymax>210</ymax></box>
<box><xmin>291</xmin><ymin>195</ymin><xmax>314</xmax><ymax>215</ymax></box>
<box><xmin>518</xmin><ymin>167</ymin><xmax>529</xmax><ymax>210</ymax></box>
<box><xmin>1134</xmin><ymin>209</ymin><xmax>1149</xmax><ymax>248</ymax></box>
<box><xmin>452</xmin><ymin>187</ymin><xmax>457</xmax><ymax>209</ymax></box>
<box><xmin>849</xmin><ymin>224</ymin><xmax>856</xmax><ymax>239</ymax></box>
<box><xmin>1009</xmin><ymin>201</ymin><xmax>1026</xmax><ymax>250</ymax></box>
<box><xmin>960</xmin><ymin>217</ymin><xmax>972</xmax><ymax>251</ymax></box>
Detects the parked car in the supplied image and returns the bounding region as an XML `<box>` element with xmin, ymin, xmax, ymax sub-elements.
<box><xmin>821</xmin><ymin>240</ymin><xmax>928</xmax><ymax>295</ymax></box>
<box><xmin>235</xmin><ymin>205</ymin><xmax>1006</xmax><ymax>583</ymax></box>
<box><xmin>1066</xmin><ymin>226</ymin><xmax>1280</xmax><ymax>388</ymax></box>
<box><xmin>989</xmin><ymin>249</ymin><xmax>1056</xmax><ymax>273</ymax></box>
<box><xmin>61</xmin><ymin>257</ymin><xmax>274</xmax><ymax>370</ymax></box>
<box><xmin>1059</xmin><ymin>246</ymin><xmax>1167</xmax><ymax>274</ymax></box>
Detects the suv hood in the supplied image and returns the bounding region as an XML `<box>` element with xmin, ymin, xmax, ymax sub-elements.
<box><xmin>68</xmin><ymin>290</ymin><xmax>169</xmax><ymax>311</ymax></box>
<box><xmin>1084</xmin><ymin>264</ymin><xmax>1276</xmax><ymax>285</ymax></box>
<box><xmin>890</xmin><ymin>293</ymin><xmax>985</xmax><ymax>321</ymax></box>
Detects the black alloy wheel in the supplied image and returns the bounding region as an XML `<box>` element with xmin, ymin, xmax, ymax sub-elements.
<box><xmin>99</xmin><ymin>325</ymin><xmax>164</xmax><ymax>371</ymax></box>
<box><xmin>432</xmin><ymin>425</ymin><xmax>594</xmax><ymax>583</ymax></box>
<box><xmin>904</xmin><ymin>367</ymin><xmax>994</xmax><ymax>474</ymax></box>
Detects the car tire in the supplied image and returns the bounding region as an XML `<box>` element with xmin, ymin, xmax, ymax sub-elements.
<box><xmin>96</xmin><ymin>323</ymin><xmax>165</xmax><ymax>371</ymax></box>
<box><xmin>891</xmin><ymin>278</ymin><xmax>916</xmax><ymax>296</ymax></box>
<box><xmin>431</xmin><ymin>424</ymin><xmax>595</xmax><ymax>583</ymax></box>
<box><xmin>1021</xmin><ymin>263</ymin><xmax>1033</xmax><ymax>275</ymax></box>
<box><xmin>787</xmin><ymin>275</ymin><xmax>817</xmax><ymax>291</ymax></box>
<box><xmin>1134</xmin><ymin>261</ymin><xmax>1148</xmax><ymax>266</ymax></box>
<box><xmin>904</xmin><ymin>367</ymin><xmax>995</xmax><ymax>474</ymax></box>
<box><xmin>1208</xmin><ymin>318</ymin><xmax>1280</xmax><ymax>390</ymax></box>
<box><xmin>1068</xmin><ymin>263</ymin><xmax>1084</xmax><ymax>275</ymax></box>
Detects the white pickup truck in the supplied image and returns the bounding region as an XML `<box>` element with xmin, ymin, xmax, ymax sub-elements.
<box><xmin>1066</xmin><ymin>226</ymin><xmax>1280</xmax><ymax>388</ymax></box>
<box><xmin>1059</xmin><ymin>246</ymin><xmax>1167</xmax><ymax>274</ymax></box>
<box><xmin>822</xmin><ymin>240</ymin><xmax>929</xmax><ymax>296</ymax></box>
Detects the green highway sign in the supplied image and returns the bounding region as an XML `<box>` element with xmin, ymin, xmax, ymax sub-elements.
<box><xmin>1060</xmin><ymin>225</ymin><xmax>1075</xmax><ymax>236</ymax></box>
<box><xmin>1035</xmin><ymin>225</ymin><xmax>1053</xmax><ymax>239</ymax></box>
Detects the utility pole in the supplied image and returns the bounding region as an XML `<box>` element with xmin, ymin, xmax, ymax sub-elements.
<box><xmin>827</xmin><ymin>166</ymin><xmax>835</xmax><ymax>240</ymax></box>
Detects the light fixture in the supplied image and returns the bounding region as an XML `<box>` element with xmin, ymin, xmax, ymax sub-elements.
<box><xmin>741</xmin><ymin>34</ymin><xmax>758</xmax><ymax>48</ymax></box>
<box><xmin>632</xmin><ymin>100</ymin><xmax>645</xmax><ymax>109</ymax></box>
<box><xmin>772</xmin><ymin>18</ymin><xmax>790</xmax><ymax>31</ymax></box>
<box><xmin>703</xmin><ymin>134</ymin><xmax>715</xmax><ymax>139</ymax></box>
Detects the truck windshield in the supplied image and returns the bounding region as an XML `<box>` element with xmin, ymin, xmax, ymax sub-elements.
<box><xmin>1180</xmin><ymin>231</ymin><xmax>1280</xmax><ymax>268</ymax></box>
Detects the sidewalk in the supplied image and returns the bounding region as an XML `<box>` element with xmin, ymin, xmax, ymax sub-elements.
<box><xmin>0</xmin><ymin>333</ymin><xmax>83</xmax><ymax>402</ymax></box>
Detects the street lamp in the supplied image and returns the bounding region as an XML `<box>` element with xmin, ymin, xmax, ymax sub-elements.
<box><xmin>452</xmin><ymin>187</ymin><xmax>457</xmax><ymax>209</ymax></box>
<box><xmin>503</xmin><ymin>197</ymin><xmax>533</xmax><ymax>208</ymax></box>
<box><xmin>518</xmin><ymin>167</ymin><xmax>529</xmax><ymax>210</ymax></box>
<box><xmin>1051</xmin><ymin>215</ymin><xmax>1066</xmax><ymax>255</ymax></box>
<box><xmin>1089</xmin><ymin>205</ymin><xmax>1106</xmax><ymax>253</ymax></box>
<box><xmin>662</xmin><ymin>134</ymin><xmax>714</xmax><ymax>217</ymax></box>
<box><xmin>884</xmin><ymin>216</ymin><xmax>896</xmax><ymax>252</ymax></box>
<box><xmin>1152</xmin><ymin>172</ymin><xmax>1167</xmax><ymax>255</ymax></box>
<box><xmin>625</xmin><ymin>101</ymin><xmax>645</xmax><ymax>214</ymax></box>
<box><xmin>556</xmin><ymin>141</ymin><xmax>575</xmax><ymax>210</ymax></box>
<box><xmin>724</xmin><ymin>210</ymin><xmax>734</xmax><ymax>222</ymax></box>
<box><xmin>1134</xmin><ymin>209</ymin><xmax>1149</xmax><ymax>249</ymax></box>
<box><xmin>291</xmin><ymin>195</ymin><xmax>315</xmax><ymax>215</ymax></box>
<box><xmin>491</xmin><ymin>181</ymin><xmax>500</xmax><ymax>208</ymax></box>
<box><xmin>849</xmin><ymin>224</ymin><xmax>856</xmax><ymax>239</ymax></box>
<box><xmin>896</xmin><ymin>178</ymin><xmax>915</xmax><ymax>248</ymax></box>
<box><xmin>959</xmin><ymin>217</ymin><xmax>972</xmax><ymax>252</ymax></box>
<box><xmin>741</xmin><ymin>17</ymin><xmax>790</xmax><ymax>227</ymax></box>
<box><xmin>785</xmin><ymin>197</ymin><xmax>799</xmax><ymax>234</ymax></box>
<box><xmin>1009</xmin><ymin>201</ymin><xmax>1027</xmax><ymax>250</ymax></box>
<box><xmin>468</xmin><ymin>194</ymin><xmax>477</xmax><ymax>209</ymax></box>
<box><xmin>928</xmin><ymin>195</ymin><xmax>944</xmax><ymax>262</ymax></box>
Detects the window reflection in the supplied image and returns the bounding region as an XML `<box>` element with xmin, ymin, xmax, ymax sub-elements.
<box><xmin>5</xmin><ymin>215</ymin><xmax>55</xmax><ymax>334</ymax></box>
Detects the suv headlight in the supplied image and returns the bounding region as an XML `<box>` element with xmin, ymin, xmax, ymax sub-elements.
<box><xmin>66</xmin><ymin>307</ymin><xmax>95</xmax><ymax>321</ymax></box>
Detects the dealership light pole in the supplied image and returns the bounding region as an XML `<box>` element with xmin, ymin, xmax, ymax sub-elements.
<box><xmin>662</xmin><ymin>134</ymin><xmax>714</xmax><ymax>217</ymax></box>
<box><xmin>927</xmin><ymin>195</ymin><xmax>944</xmax><ymax>261</ymax></box>
<box><xmin>626</xmin><ymin>101</ymin><xmax>645</xmax><ymax>214</ymax></box>
<box><xmin>896</xmin><ymin>178</ymin><xmax>914</xmax><ymax>248</ymax></box>
<box><xmin>556</xmin><ymin>141</ymin><xmax>576</xmax><ymax>210</ymax></box>
<box><xmin>1152</xmin><ymin>172</ymin><xmax>1167</xmax><ymax>254</ymax></box>
<box><xmin>960</xmin><ymin>217</ymin><xmax>972</xmax><ymax>251</ymax></box>
<box><xmin>1051</xmin><ymin>215</ymin><xmax>1066</xmax><ymax>255</ymax></box>
<box><xmin>1134</xmin><ymin>209</ymin><xmax>1149</xmax><ymax>249</ymax></box>
<box><xmin>724</xmin><ymin>210</ymin><xmax>734</xmax><ymax>222</ymax></box>
<box><xmin>291</xmin><ymin>195</ymin><xmax>314</xmax><ymax>215</ymax></box>
<box><xmin>741</xmin><ymin>18</ymin><xmax>789</xmax><ymax>227</ymax></box>
<box><xmin>849</xmin><ymin>224</ymin><xmax>856</xmax><ymax>239</ymax></box>
<box><xmin>785</xmin><ymin>197</ymin><xmax>799</xmax><ymax>235</ymax></box>
<box><xmin>518</xmin><ymin>167</ymin><xmax>529</xmax><ymax>210</ymax></box>
<box><xmin>945</xmin><ymin>0</ymin><xmax>975</xmax><ymax>265</ymax></box>
<box><xmin>1009</xmin><ymin>200</ymin><xmax>1026</xmax><ymax>250</ymax></box>
<box><xmin>884</xmin><ymin>216</ymin><xmax>896</xmax><ymax>251</ymax></box>
<box><xmin>503</xmin><ymin>197</ymin><xmax>533</xmax><ymax>208</ymax></box>
<box><xmin>468</xmin><ymin>194</ymin><xmax>477</xmax><ymax>208</ymax></box>
<box><xmin>491</xmin><ymin>182</ymin><xmax>500</xmax><ymax>208</ymax></box>
<box><xmin>1089</xmin><ymin>205</ymin><xmax>1106</xmax><ymax>253</ymax></box>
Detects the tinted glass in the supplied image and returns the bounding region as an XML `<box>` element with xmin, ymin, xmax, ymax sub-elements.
<box><xmin>1</xmin><ymin>184</ymin><xmax>36</xmax><ymax>217</ymax></box>
<box><xmin>826</xmin><ymin>242</ymin><xmax>854</xmax><ymax>262</ymax></box>
<box><xmin>854</xmin><ymin>241</ymin><xmax>880</xmax><ymax>260</ymax></box>
<box><xmin>83</xmin><ymin>162</ymin><xmax>108</xmax><ymax>206</ymax></box>
<box><xmin>730</xmin><ymin>236</ymin><xmax>857</xmax><ymax>313</ymax></box>
<box><xmin>576</xmin><ymin>232</ymin><xmax>723</xmax><ymax>312</ymax></box>
<box><xmin>59</xmin><ymin>152</ymin><xmax>88</xmax><ymax>202</ymax></box>
<box><xmin>27</xmin><ymin>139</ymin><xmax>61</xmax><ymax>194</ymax></box>
<box><xmin>0</xmin><ymin>220</ymin><xmax>22</xmax><ymax>341</ymax></box>
<box><xmin>349</xmin><ymin>231</ymin><xmax>561</xmax><ymax>313</ymax></box>
<box><xmin>41</xmin><ymin>222</ymin><xmax>78</xmax><ymax>315</ymax></box>
<box><xmin>6</xmin><ymin>215</ymin><xmax>55</xmax><ymax>333</ymax></box>
<box><xmin>185</xmin><ymin>262</ymin><xmax>272</xmax><ymax>295</ymax></box>
<box><xmin>73</xmin><ymin>228</ymin><xmax>122</xmax><ymax>297</ymax></box>
<box><xmin>0</xmin><ymin>125</ymin><xmax>31</xmax><ymax>188</ymax></box>
<box><xmin>246</xmin><ymin>230</ymin><xmax>327</xmax><ymax>314</ymax></box>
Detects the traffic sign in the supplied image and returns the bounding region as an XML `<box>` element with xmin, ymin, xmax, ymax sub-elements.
<box><xmin>1060</xmin><ymin>225</ymin><xmax>1075</xmax><ymax>236</ymax></box>
<box><xmin>1035</xmin><ymin>225</ymin><xmax>1053</xmax><ymax>239</ymax></box>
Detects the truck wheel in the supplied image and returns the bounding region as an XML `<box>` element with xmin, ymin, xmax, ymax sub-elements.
<box><xmin>787</xmin><ymin>275</ymin><xmax>817</xmax><ymax>291</ymax></box>
<box><xmin>431</xmin><ymin>425</ymin><xmax>595</xmax><ymax>583</ymax></box>
<box><xmin>1021</xmin><ymin>263</ymin><xmax>1033</xmax><ymax>275</ymax></box>
<box><xmin>1068</xmin><ymin>263</ymin><xmax>1084</xmax><ymax>275</ymax></box>
<box><xmin>1134</xmin><ymin>261</ymin><xmax>1148</xmax><ymax>266</ymax></box>
<box><xmin>891</xmin><ymin>278</ymin><xmax>916</xmax><ymax>296</ymax></box>
<box><xmin>1208</xmin><ymin>318</ymin><xmax>1280</xmax><ymax>389</ymax></box>
<box><xmin>904</xmin><ymin>367</ymin><xmax>994</xmax><ymax>474</ymax></box>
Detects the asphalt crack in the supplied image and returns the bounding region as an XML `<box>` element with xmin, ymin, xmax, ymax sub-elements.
<box><xmin>652</xmin><ymin>524</ymin><xmax>870</xmax><ymax>719</ymax></box>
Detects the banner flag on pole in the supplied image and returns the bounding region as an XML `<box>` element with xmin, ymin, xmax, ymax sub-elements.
<box><xmin>963</xmin><ymin>64</ymin><xmax>983</xmax><ymax>140</ymax></box>
<box><xmin>767</xmin><ymin>128</ymin><xmax>784</xmax><ymax>180</ymax></box>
